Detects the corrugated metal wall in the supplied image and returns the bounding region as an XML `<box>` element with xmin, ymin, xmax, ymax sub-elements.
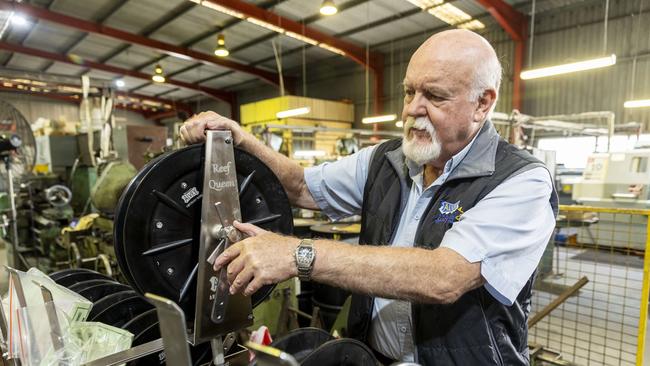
<box><xmin>520</xmin><ymin>0</ymin><xmax>650</xmax><ymax>128</ymax></box>
<box><xmin>256</xmin><ymin>0</ymin><xmax>650</xmax><ymax>130</ymax></box>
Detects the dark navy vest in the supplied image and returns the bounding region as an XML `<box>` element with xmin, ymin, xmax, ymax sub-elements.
<box><xmin>348</xmin><ymin>123</ymin><xmax>558</xmax><ymax>365</ymax></box>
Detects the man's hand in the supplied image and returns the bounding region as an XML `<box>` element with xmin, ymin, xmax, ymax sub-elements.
<box><xmin>214</xmin><ymin>221</ymin><xmax>299</xmax><ymax>296</ymax></box>
<box><xmin>179</xmin><ymin>111</ymin><xmax>246</xmax><ymax>145</ymax></box>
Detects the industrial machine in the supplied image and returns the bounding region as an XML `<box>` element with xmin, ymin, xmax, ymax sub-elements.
<box><xmin>572</xmin><ymin>150</ymin><xmax>650</xmax><ymax>207</ymax></box>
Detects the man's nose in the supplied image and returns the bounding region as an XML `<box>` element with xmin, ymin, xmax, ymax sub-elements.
<box><xmin>405</xmin><ymin>92</ymin><xmax>428</xmax><ymax>117</ymax></box>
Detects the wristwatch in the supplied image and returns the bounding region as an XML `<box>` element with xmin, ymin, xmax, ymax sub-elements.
<box><xmin>295</xmin><ymin>239</ymin><xmax>316</xmax><ymax>281</ymax></box>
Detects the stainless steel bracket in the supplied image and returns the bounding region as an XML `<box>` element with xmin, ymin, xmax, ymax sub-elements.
<box><xmin>192</xmin><ymin>130</ymin><xmax>253</xmax><ymax>344</ymax></box>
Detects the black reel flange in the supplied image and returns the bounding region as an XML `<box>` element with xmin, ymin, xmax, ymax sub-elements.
<box><xmin>114</xmin><ymin>144</ymin><xmax>294</xmax><ymax>318</ymax></box>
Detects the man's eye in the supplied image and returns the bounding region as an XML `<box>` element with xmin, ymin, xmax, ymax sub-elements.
<box><xmin>425</xmin><ymin>92</ymin><xmax>444</xmax><ymax>101</ymax></box>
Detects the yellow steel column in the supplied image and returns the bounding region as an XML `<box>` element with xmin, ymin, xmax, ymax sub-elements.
<box><xmin>636</xmin><ymin>215</ymin><xmax>650</xmax><ymax>365</ymax></box>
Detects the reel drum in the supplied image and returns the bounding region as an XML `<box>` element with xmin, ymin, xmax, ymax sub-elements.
<box><xmin>114</xmin><ymin>144</ymin><xmax>294</xmax><ymax>319</ymax></box>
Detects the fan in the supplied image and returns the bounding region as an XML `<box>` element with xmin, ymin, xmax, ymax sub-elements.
<box><xmin>0</xmin><ymin>99</ymin><xmax>36</xmax><ymax>191</ymax></box>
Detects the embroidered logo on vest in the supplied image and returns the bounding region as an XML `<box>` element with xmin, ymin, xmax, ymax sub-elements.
<box><xmin>434</xmin><ymin>200</ymin><xmax>464</xmax><ymax>223</ymax></box>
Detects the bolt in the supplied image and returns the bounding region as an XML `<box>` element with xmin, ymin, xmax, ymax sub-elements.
<box><xmin>181</xmin><ymin>182</ymin><xmax>188</xmax><ymax>189</ymax></box>
<box><xmin>166</xmin><ymin>267</ymin><xmax>174</xmax><ymax>275</ymax></box>
<box><xmin>156</xmin><ymin>221</ymin><xmax>163</xmax><ymax>229</ymax></box>
<box><xmin>225</xmin><ymin>137</ymin><xmax>232</xmax><ymax>144</ymax></box>
<box><xmin>217</xmin><ymin>315</ymin><xmax>222</xmax><ymax>320</ymax></box>
<box><xmin>255</xmin><ymin>197</ymin><xmax>262</xmax><ymax>204</ymax></box>
<box><xmin>248</xmin><ymin>314</ymin><xmax>254</xmax><ymax>320</ymax></box>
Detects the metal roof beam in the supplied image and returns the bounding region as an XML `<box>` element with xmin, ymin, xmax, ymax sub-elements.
<box><xmin>3</xmin><ymin>0</ymin><xmax>55</xmax><ymax>67</ymax></box>
<box><xmin>0</xmin><ymin>84</ymin><xmax>176</xmax><ymax>118</ymax></box>
<box><xmin>202</xmin><ymin>0</ymin><xmax>384</xmax><ymax>113</ymax></box>
<box><xmin>41</xmin><ymin>0</ymin><xmax>130</xmax><ymax>73</ymax></box>
<box><xmin>0</xmin><ymin>1</ymin><xmax>282</xmax><ymax>87</ymax></box>
<box><xmin>0</xmin><ymin>40</ymin><xmax>235</xmax><ymax>105</ymax></box>
<box><xmin>473</xmin><ymin>0</ymin><xmax>527</xmax><ymax>110</ymax></box>
<box><xmin>133</xmin><ymin>0</ymin><xmax>286</xmax><ymax>72</ymax></box>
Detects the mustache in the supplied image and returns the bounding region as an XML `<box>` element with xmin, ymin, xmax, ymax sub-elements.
<box><xmin>404</xmin><ymin>116</ymin><xmax>434</xmax><ymax>135</ymax></box>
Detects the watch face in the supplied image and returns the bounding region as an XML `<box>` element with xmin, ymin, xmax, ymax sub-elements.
<box><xmin>297</xmin><ymin>246</ymin><xmax>313</xmax><ymax>266</ymax></box>
<box><xmin>298</xmin><ymin>248</ymin><xmax>311</xmax><ymax>258</ymax></box>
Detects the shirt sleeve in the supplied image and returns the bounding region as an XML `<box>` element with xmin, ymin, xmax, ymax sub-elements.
<box><xmin>439</xmin><ymin>166</ymin><xmax>556</xmax><ymax>306</ymax></box>
<box><xmin>303</xmin><ymin>145</ymin><xmax>377</xmax><ymax>221</ymax></box>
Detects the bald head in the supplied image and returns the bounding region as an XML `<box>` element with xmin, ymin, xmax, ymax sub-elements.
<box><xmin>410</xmin><ymin>29</ymin><xmax>502</xmax><ymax>103</ymax></box>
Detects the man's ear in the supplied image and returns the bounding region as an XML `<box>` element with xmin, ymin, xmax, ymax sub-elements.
<box><xmin>473</xmin><ymin>89</ymin><xmax>497</xmax><ymax>122</ymax></box>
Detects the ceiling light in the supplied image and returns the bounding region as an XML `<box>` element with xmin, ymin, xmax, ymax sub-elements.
<box><xmin>285</xmin><ymin>31</ymin><xmax>319</xmax><ymax>46</ymax></box>
<box><xmin>189</xmin><ymin>0</ymin><xmax>245</xmax><ymax>19</ymax></box>
<box><xmin>114</xmin><ymin>79</ymin><xmax>125</xmax><ymax>88</ymax></box>
<box><xmin>395</xmin><ymin>120</ymin><xmax>404</xmax><ymax>128</ymax></box>
<box><xmin>318</xmin><ymin>43</ymin><xmax>346</xmax><ymax>56</ymax></box>
<box><xmin>152</xmin><ymin>64</ymin><xmax>166</xmax><ymax>83</ymax></box>
<box><xmin>214</xmin><ymin>34</ymin><xmax>229</xmax><ymax>57</ymax></box>
<box><xmin>457</xmin><ymin>19</ymin><xmax>485</xmax><ymax>30</ymax></box>
<box><xmin>624</xmin><ymin>99</ymin><xmax>650</xmax><ymax>108</ymax></box>
<box><xmin>406</xmin><ymin>0</ymin><xmax>444</xmax><ymax>9</ymax></box>
<box><xmin>520</xmin><ymin>54</ymin><xmax>616</xmax><ymax>80</ymax></box>
<box><xmin>428</xmin><ymin>3</ymin><xmax>471</xmax><ymax>25</ymax></box>
<box><xmin>276</xmin><ymin>107</ymin><xmax>311</xmax><ymax>119</ymax></box>
<box><xmin>362</xmin><ymin>114</ymin><xmax>397</xmax><ymax>124</ymax></box>
<box><xmin>246</xmin><ymin>17</ymin><xmax>285</xmax><ymax>34</ymax></box>
<box><xmin>11</xmin><ymin>14</ymin><xmax>28</xmax><ymax>27</ymax></box>
<box><xmin>320</xmin><ymin>0</ymin><xmax>338</xmax><ymax>15</ymax></box>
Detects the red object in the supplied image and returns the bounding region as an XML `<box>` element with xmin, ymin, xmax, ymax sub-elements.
<box><xmin>0</xmin><ymin>41</ymin><xmax>233</xmax><ymax>111</ymax></box>
<box><xmin>206</xmin><ymin>0</ymin><xmax>385</xmax><ymax>114</ymax></box>
<box><xmin>474</xmin><ymin>0</ymin><xmax>528</xmax><ymax>110</ymax></box>
<box><xmin>0</xmin><ymin>1</ymin><xmax>282</xmax><ymax>88</ymax></box>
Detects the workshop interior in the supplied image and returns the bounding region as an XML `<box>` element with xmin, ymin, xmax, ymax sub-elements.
<box><xmin>0</xmin><ymin>0</ymin><xmax>649</xmax><ymax>365</ymax></box>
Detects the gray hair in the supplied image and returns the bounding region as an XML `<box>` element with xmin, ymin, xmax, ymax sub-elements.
<box><xmin>468</xmin><ymin>55</ymin><xmax>502</xmax><ymax>114</ymax></box>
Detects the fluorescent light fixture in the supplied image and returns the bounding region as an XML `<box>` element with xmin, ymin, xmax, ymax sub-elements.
<box><xmin>285</xmin><ymin>31</ymin><xmax>319</xmax><ymax>46</ymax></box>
<box><xmin>624</xmin><ymin>99</ymin><xmax>650</xmax><ymax>108</ymax></box>
<box><xmin>320</xmin><ymin>0</ymin><xmax>338</xmax><ymax>15</ymax></box>
<box><xmin>395</xmin><ymin>120</ymin><xmax>404</xmax><ymax>128</ymax></box>
<box><xmin>189</xmin><ymin>0</ymin><xmax>246</xmax><ymax>19</ymax></box>
<box><xmin>246</xmin><ymin>17</ymin><xmax>285</xmax><ymax>34</ymax></box>
<box><xmin>406</xmin><ymin>0</ymin><xmax>443</xmax><ymax>9</ymax></box>
<box><xmin>362</xmin><ymin>114</ymin><xmax>397</xmax><ymax>124</ymax></box>
<box><xmin>318</xmin><ymin>43</ymin><xmax>346</xmax><ymax>56</ymax></box>
<box><xmin>276</xmin><ymin>107</ymin><xmax>311</xmax><ymax>119</ymax></box>
<box><xmin>294</xmin><ymin>150</ymin><xmax>327</xmax><ymax>158</ymax></box>
<box><xmin>520</xmin><ymin>54</ymin><xmax>616</xmax><ymax>80</ymax></box>
<box><xmin>428</xmin><ymin>3</ymin><xmax>472</xmax><ymax>25</ymax></box>
<box><xmin>11</xmin><ymin>14</ymin><xmax>28</xmax><ymax>27</ymax></box>
<box><xmin>114</xmin><ymin>79</ymin><xmax>125</xmax><ymax>88</ymax></box>
<box><xmin>457</xmin><ymin>19</ymin><xmax>485</xmax><ymax>30</ymax></box>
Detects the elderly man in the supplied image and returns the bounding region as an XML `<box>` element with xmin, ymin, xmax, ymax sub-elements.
<box><xmin>181</xmin><ymin>29</ymin><xmax>557</xmax><ymax>365</ymax></box>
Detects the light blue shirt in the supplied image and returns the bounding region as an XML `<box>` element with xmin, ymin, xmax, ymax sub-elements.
<box><xmin>304</xmin><ymin>136</ymin><xmax>555</xmax><ymax>361</ymax></box>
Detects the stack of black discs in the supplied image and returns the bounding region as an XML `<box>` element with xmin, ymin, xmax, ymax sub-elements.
<box><xmin>48</xmin><ymin>268</ymin><xmax>212</xmax><ymax>365</ymax></box>
<box><xmin>270</xmin><ymin>328</ymin><xmax>377</xmax><ymax>366</ymax></box>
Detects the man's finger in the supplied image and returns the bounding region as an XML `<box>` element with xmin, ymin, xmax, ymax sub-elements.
<box><xmin>213</xmin><ymin>242</ymin><xmax>242</xmax><ymax>271</ymax></box>
<box><xmin>226</xmin><ymin>255</ymin><xmax>245</xmax><ymax>284</ymax></box>
<box><xmin>233</xmin><ymin>220</ymin><xmax>267</xmax><ymax>237</ymax></box>
<box><xmin>230</xmin><ymin>267</ymin><xmax>255</xmax><ymax>295</ymax></box>
<box><xmin>243</xmin><ymin>277</ymin><xmax>264</xmax><ymax>297</ymax></box>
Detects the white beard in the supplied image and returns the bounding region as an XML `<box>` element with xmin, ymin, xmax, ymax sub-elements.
<box><xmin>402</xmin><ymin>116</ymin><xmax>441</xmax><ymax>166</ymax></box>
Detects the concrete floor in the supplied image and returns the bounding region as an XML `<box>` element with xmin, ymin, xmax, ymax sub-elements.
<box><xmin>530</xmin><ymin>247</ymin><xmax>646</xmax><ymax>366</ymax></box>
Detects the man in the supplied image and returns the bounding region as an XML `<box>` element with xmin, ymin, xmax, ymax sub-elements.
<box><xmin>181</xmin><ymin>29</ymin><xmax>557</xmax><ymax>365</ymax></box>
